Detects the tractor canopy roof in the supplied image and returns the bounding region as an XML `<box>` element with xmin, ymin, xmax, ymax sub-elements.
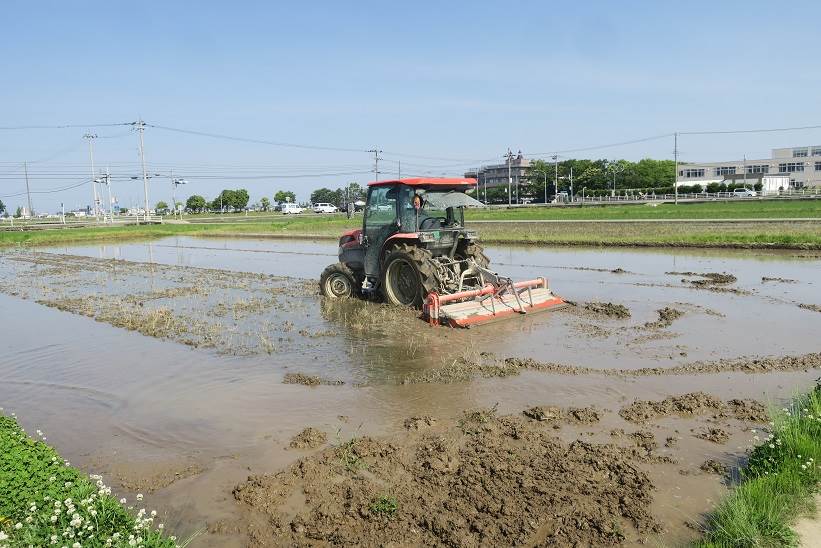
<box><xmin>367</xmin><ymin>177</ymin><xmax>476</xmax><ymax>189</ymax></box>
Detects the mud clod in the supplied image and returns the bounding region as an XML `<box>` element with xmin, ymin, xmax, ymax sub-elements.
<box><xmin>694</xmin><ymin>427</ymin><xmax>730</xmax><ymax>444</ymax></box>
<box><xmin>644</xmin><ymin>307</ymin><xmax>684</xmax><ymax>329</ymax></box>
<box><xmin>762</xmin><ymin>277</ymin><xmax>797</xmax><ymax>283</ymax></box>
<box><xmin>289</xmin><ymin>427</ymin><xmax>327</xmax><ymax>449</ymax></box>
<box><xmin>282</xmin><ymin>372</ymin><xmax>344</xmax><ymax>387</ymax></box>
<box><xmin>620</xmin><ymin>393</ymin><xmax>769</xmax><ymax>425</ymax></box>
<box><xmin>584</xmin><ymin>301</ymin><xmax>631</xmax><ymax>319</ymax></box>
<box><xmin>798</xmin><ymin>303</ymin><xmax>821</xmax><ymax>313</ymax></box>
<box><xmin>700</xmin><ymin>459</ymin><xmax>729</xmax><ymax>475</ymax></box>
<box><xmin>403</xmin><ymin>416</ymin><xmax>437</xmax><ymax>430</ymax></box>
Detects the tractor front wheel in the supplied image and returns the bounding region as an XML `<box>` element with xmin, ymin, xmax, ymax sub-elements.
<box><xmin>320</xmin><ymin>263</ymin><xmax>359</xmax><ymax>299</ymax></box>
<box><xmin>381</xmin><ymin>245</ymin><xmax>435</xmax><ymax>308</ymax></box>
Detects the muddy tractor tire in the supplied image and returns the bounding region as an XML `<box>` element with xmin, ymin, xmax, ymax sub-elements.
<box><xmin>320</xmin><ymin>263</ymin><xmax>359</xmax><ymax>299</ymax></box>
<box><xmin>381</xmin><ymin>244</ymin><xmax>437</xmax><ymax>308</ymax></box>
<box><xmin>457</xmin><ymin>241</ymin><xmax>490</xmax><ymax>268</ymax></box>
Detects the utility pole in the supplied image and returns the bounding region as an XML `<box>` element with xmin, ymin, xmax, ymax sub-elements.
<box><xmin>506</xmin><ymin>149</ymin><xmax>514</xmax><ymax>207</ymax></box>
<box><xmin>24</xmin><ymin>161</ymin><xmax>33</xmax><ymax>218</ymax></box>
<box><xmin>674</xmin><ymin>132</ymin><xmax>679</xmax><ymax>205</ymax></box>
<box><xmin>569</xmin><ymin>165</ymin><xmax>574</xmax><ymax>201</ymax></box>
<box><xmin>171</xmin><ymin>174</ymin><xmax>186</xmax><ymax>218</ymax></box>
<box><xmin>83</xmin><ymin>133</ymin><xmax>99</xmax><ymax>219</ymax></box>
<box><xmin>553</xmin><ymin>155</ymin><xmax>559</xmax><ymax>203</ymax></box>
<box><xmin>105</xmin><ymin>167</ymin><xmax>113</xmax><ymax>221</ymax></box>
<box><xmin>368</xmin><ymin>148</ymin><xmax>382</xmax><ymax>181</ymax></box>
<box><xmin>743</xmin><ymin>154</ymin><xmax>747</xmax><ymax>190</ymax></box>
<box><xmin>543</xmin><ymin>167</ymin><xmax>547</xmax><ymax>204</ymax></box>
<box><xmin>135</xmin><ymin>120</ymin><xmax>150</xmax><ymax>222</ymax></box>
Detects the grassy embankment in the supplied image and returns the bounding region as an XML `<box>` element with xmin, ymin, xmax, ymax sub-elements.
<box><xmin>0</xmin><ymin>413</ymin><xmax>182</xmax><ymax>547</ymax></box>
<box><xmin>698</xmin><ymin>385</ymin><xmax>821</xmax><ymax>546</ymax></box>
<box><xmin>1</xmin><ymin>199</ymin><xmax>820</xmax><ymax>249</ymax></box>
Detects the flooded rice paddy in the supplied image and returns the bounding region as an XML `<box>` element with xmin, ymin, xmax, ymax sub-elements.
<box><xmin>2</xmin><ymin>236</ymin><xmax>821</xmax><ymax>546</ymax></box>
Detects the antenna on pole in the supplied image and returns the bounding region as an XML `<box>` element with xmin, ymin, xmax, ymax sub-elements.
<box><xmin>368</xmin><ymin>148</ymin><xmax>382</xmax><ymax>181</ymax></box>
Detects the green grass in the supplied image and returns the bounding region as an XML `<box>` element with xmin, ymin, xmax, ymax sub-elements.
<box><xmin>697</xmin><ymin>385</ymin><xmax>821</xmax><ymax>547</ymax></box>
<box><xmin>2</xmin><ymin>200</ymin><xmax>821</xmax><ymax>250</ymax></box>
<box><xmin>369</xmin><ymin>495</ymin><xmax>398</xmax><ymax>517</ymax></box>
<box><xmin>0</xmin><ymin>413</ymin><xmax>181</xmax><ymax>547</ymax></box>
<box><xmin>467</xmin><ymin>199</ymin><xmax>821</xmax><ymax>221</ymax></box>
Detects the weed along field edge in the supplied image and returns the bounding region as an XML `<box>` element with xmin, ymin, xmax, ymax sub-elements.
<box><xmin>3</xmin><ymin>198</ymin><xmax>821</xmax><ymax>250</ymax></box>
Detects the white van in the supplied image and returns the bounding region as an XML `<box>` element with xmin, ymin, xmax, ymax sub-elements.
<box><xmin>281</xmin><ymin>203</ymin><xmax>304</xmax><ymax>214</ymax></box>
<box><xmin>313</xmin><ymin>203</ymin><xmax>339</xmax><ymax>213</ymax></box>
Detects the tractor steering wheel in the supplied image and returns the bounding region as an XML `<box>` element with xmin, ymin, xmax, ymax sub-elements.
<box><xmin>419</xmin><ymin>217</ymin><xmax>446</xmax><ymax>230</ymax></box>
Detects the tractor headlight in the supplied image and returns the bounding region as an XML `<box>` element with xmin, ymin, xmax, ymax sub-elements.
<box><xmin>464</xmin><ymin>230</ymin><xmax>478</xmax><ymax>240</ymax></box>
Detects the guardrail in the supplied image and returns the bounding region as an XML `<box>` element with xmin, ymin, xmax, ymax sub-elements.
<box><xmin>486</xmin><ymin>188</ymin><xmax>821</xmax><ymax>207</ymax></box>
<box><xmin>0</xmin><ymin>215</ymin><xmax>163</xmax><ymax>231</ymax></box>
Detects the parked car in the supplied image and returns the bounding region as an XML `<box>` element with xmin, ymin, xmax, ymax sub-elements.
<box><xmin>281</xmin><ymin>203</ymin><xmax>304</xmax><ymax>214</ymax></box>
<box><xmin>732</xmin><ymin>188</ymin><xmax>757</xmax><ymax>197</ymax></box>
<box><xmin>313</xmin><ymin>203</ymin><xmax>339</xmax><ymax>213</ymax></box>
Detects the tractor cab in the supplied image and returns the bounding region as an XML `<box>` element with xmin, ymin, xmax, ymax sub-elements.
<box><xmin>360</xmin><ymin>178</ymin><xmax>484</xmax><ymax>282</ymax></box>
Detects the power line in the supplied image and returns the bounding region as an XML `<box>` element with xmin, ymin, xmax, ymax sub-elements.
<box><xmin>146</xmin><ymin>123</ymin><xmax>369</xmax><ymax>153</ymax></box>
<box><xmin>0</xmin><ymin>123</ymin><xmax>133</xmax><ymax>130</ymax></box>
<box><xmin>680</xmin><ymin>124</ymin><xmax>821</xmax><ymax>136</ymax></box>
<box><xmin>0</xmin><ymin>178</ymin><xmax>91</xmax><ymax>198</ymax></box>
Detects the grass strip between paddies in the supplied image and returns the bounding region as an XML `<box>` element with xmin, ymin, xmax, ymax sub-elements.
<box><xmin>0</xmin><ymin>413</ymin><xmax>186</xmax><ymax>548</ymax></box>
<box><xmin>696</xmin><ymin>384</ymin><xmax>821</xmax><ymax>547</ymax></box>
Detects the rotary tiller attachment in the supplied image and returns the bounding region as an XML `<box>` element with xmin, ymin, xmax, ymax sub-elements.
<box><xmin>423</xmin><ymin>272</ymin><xmax>566</xmax><ymax>328</ymax></box>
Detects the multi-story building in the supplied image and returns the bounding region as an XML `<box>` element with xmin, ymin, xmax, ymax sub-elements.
<box><xmin>465</xmin><ymin>152</ymin><xmax>531</xmax><ymax>194</ymax></box>
<box><xmin>677</xmin><ymin>146</ymin><xmax>821</xmax><ymax>189</ymax></box>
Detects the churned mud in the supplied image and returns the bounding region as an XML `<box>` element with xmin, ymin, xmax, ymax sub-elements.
<box><xmin>643</xmin><ymin>307</ymin><xmax>684</xmax><ymax>329</ymax></box>
<box><xmin>618</xmin><ymin>392</ymin><xmax>768</xmax><ymax>424</ymax></box>
<box><xmin>667</xmin><ymin>271</ymin><xmax>738</xmax><ymax>286</ymax></box>
<box><xmin>403</xmin><ymin>352</ymin><xmax>821</xmax><ymax>384</ymax></box>
<box><xmin>522</xmin><ymin>405</ymin><xmax>601</xmax><ymax>425</ymax></box>
<box><xmin>799</xmin><ymin>303</ymin><xmax>821</xmax><ymax>313</ymax></box>
<box><xmin>230</xmin><ymin>410</ymin><xmax>660</xmax><ymax>547</ymax></box>
<box><xmin>694</xmin><ymin>426</ymin><xmax>730</xmax><ymax>444</ymax></box>
<box><xmin>762</xmin><ymin>276</ymin><xmax>798</xmax><ymax>283</ymax></box>
<box><xmin>282</xmin><ymin>372</ymin><xmax>345</xmax><ymax>387</ymax></box>
<box><xmin>700</xmin><ymin>459</ymin><xmax>729</xmax><ymax>476</ymax></box>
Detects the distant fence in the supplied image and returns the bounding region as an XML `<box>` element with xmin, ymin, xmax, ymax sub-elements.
<box><xmin>487</xmin><ymin>188</ymin><xmax>821</xmax><ymax>207</ymax></box>
<box><xmin>0</xmin><ymin>215</ymin><xmax>163</xmax><ymax>231</ymax></box>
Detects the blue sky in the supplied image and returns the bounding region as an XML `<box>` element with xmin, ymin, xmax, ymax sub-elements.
<box><xmin>2</xmin><ymin>0</ymin><xmax>820</xmax><ymax>211</ymax></box>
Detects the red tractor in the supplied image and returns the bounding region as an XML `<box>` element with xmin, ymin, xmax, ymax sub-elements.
<box><xmin>320</xmin><ymin>178</ymin><xmax>565</xmax><ymax>327</ymax></box>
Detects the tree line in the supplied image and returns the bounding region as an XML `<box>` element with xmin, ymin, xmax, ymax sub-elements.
<box><xmin>181</xmin><ymin>188</ymin><xmax>303</xmax><ymax>213</ymax></box>
<box><xmin>481</xmin><ymin>158</ymin><xmax>677</xmax><ymax>203</ymax></box>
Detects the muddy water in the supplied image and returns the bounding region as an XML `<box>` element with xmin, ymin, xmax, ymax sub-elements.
<box><xmin>2</xmin><ymin>237</ymin><xmax>821</xmax><ymax>546</ymax></box>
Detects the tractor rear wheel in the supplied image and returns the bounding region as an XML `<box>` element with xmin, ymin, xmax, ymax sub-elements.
<box><xmin>457</xmin><ymin>241</ymin><xmax>490</xmax><ymax>268</ymax></box>
<box><xmin>320</xmin><ymin>263</ymin><xmax>359</xmax><ymax>299</ymax></box>
<box><xmin>381</xmin><ymin>244</ymin><xmax>436</xmax><ymax>308</ymax></box>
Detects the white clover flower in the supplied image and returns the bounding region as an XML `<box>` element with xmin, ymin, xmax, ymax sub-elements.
<box><xmin>798</xmin><ymin>454</ymin><xmax>802</xmax><ymax>458</ymax></box>
<box><xmin>51</xmin><ymin>515</ymin><xmax>58</xmax><ymax>523</ymax></box>
<box><xmin>753</xmin><ymin>435</ymin><xmax>760</xmax><ymax>441</ymax></box>
<box><xmin>0</xmin><ymin>532</ymin><xmax>7</xmax><ymax>541</ymax></box>
<box><xmin>120</xmin><ymin>498</ymin><xmax>127</xmax><ymax>504</ymax></box>
<box><xmin>14</xmin><ymin>523</ymin><xmax>22</xmax><ymax>530</ymax></box>
<box><xmin>802</xmin><ymin>464</ymin><xmax>807</xmax><ymax>470</ymax></box>
<box><xmin>25</xmin><ymin>516</ymin><xmax>33</xmax><ymax>523</ymax></box>
<box><xmin>112</xmin><ymin>533</ymin><xmax>120</xmax><ymax>540</ymax></box>
<box><xmin>136</xmin><ymin>494</ymin><xmax>143</xmax><ymax>501</ymax></box>
<box><xmin>72</xmin><ymin>543</ymin><xmax>81</xmax><ymax>548</ymax></box>
<box><xmin>150</xmin><ymin>510</ymin><xmax>157</xmax><ymax>517</ymax></box>
<box><xmin>158</xmin><ymin>523</ymin><xmax>164</xmax><ymax>530</ymax></box>
<box><xmin>64</xmin><ymin>482</ymin><xmax>73</xmax><ymax>488</ymax></box>
<box><xmin>769</xmin><ymin>444</ymin><xmax>775</xmax><ymax>448</ymax></box>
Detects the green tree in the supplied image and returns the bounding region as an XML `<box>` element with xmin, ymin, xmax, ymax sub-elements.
<box><xmin>310</xmin><ymin>187</ymin><xmax>338</xmax><ymax>205</ymax></box>
<box><xmin>185</xmin><ymin>195</ymin><xmax>206</xmax><ymax>212</ymax></box>
<box><xmin>232</xmin><ymin>188</ymin><xmax>250</xmax><ymax>210</ymax></box>
<box><xmin>155</xmin><ymin>201</ymin><xmax>169</xmax><ymax>213</ymax></box>
<box><xmin>14</xmin><ymin>206</ymin><xmax>22</xmax><ymax>218</ymax></box>
<box><xmin>274</xmin><ymin>190</ymin><xmax>296</xmax><ymax>203</ymax></box>
<box><xmin>0</xmin><ymin>199</ymin><xmax>5</xmax><ymax>215</ymax></box>
<box><xmin>260</xmin><ymin>197</ymin><xmax>270</xmax><ymax>211</ymax></box>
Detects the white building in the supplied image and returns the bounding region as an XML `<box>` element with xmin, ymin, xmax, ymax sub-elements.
<box><xmin>677</xmin><ymin>146</ymin><xmax>821</xmax><ymax>189</ymax></box>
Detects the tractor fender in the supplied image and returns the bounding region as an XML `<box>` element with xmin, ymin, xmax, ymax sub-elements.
<box><xmin>338</xmin><ymin>228</ymin><xmax>364</xmax><ymax>272</ymax></box>
<box><xmin>380</xmin><ymin>233</ymin><xmax>419</xmax><ymax>263</ymax></box>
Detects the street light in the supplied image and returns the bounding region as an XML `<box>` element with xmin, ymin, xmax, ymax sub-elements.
<box><xmin>610</xmin><ymin>161</ymin><xmax>624</xmax><ymax>197</ymax></box>
<box><xmin>171</xmin><ymin>178</ymin><xmax>187</xmax><ymax>217</ymax></box>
